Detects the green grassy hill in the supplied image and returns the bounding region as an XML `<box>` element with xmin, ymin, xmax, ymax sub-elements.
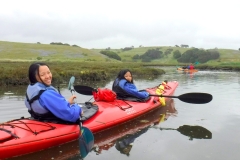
<box><xmin>92</xmin><ymin>47</ymin><xmax>188</xmax><ymax>64</ymax></box>
<box><xmin>0</xmin><ymin>41</ymin><xmax>117</xmax><ymax>62</ymax></box>
<box><xmin>1</xmin><ymin>41</ymin><xmax>240</xmax><ymax>86</ymax></box>
<box><xmin>1</xmin><ymin>41</ymin><xmax>240</xmax><ymax>66</ymax></box>
<box><xmin>92</xmin><ymin>46</ymin><xmax>240</xmax><ymax>66</ymax></box>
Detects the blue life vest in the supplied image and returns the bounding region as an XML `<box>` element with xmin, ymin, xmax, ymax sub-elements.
<box><xmin>112</xmin><ymin>79</ymin><xmax>149</xmax><ymax>102</ymax></box>
<box><xmin>25</xmin><ymin>83</ymin><xmax>78</xmax><ymax>124</ymax></box>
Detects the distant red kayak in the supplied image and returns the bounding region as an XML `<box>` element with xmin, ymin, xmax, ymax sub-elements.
<box><xmin>0</xmin><ymin>119</ymin><xmax>80</xmax><ymax>159</ymax></box>
<box><xmin>83</xmin><ymin>81</ymin><xmax>179</xmax><ymax>133</ymax></box>
<box><xmin>177</xmin><ymin>67</ymin><xmax>198</xmax><ymax>72</ymax></box>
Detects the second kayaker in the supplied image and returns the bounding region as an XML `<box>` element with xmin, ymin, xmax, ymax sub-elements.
<box><xmin>112</xmin><ymin>69</ymin><xmax>150</xmax><ymax>102</ymax></box>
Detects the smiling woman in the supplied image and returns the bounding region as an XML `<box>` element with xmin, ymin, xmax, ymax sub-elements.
<box><xmin>29</xmin><ymin>63</ymin><xmax>52</xmax><ymax>86</ymax></box>
<box><xmin>25</xmin><ymin>62</ymin><xmax>83</xmax><ymax>123</ymax></box>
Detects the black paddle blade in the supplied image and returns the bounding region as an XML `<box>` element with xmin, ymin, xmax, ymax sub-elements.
<box><xmin>74</xmin><ymin>85</ymin><xmax>95</xmax><ymax>95</ymax></box>
<box><xmin>178</xmin><ymin>92</ymin><xmax>213</xmax><ymax>104</ymax></box>
<box><xmin>177</xmin><ymin>125</ymin><xmax>212</xmax><ymax>140</ymax></box>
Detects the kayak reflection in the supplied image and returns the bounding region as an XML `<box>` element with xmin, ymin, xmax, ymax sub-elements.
<box><xmin>115</xmin><ymin>127</ymin><xmax>148</xmax><ymax>156</ymax></box>
<box><xmin>114</xmin><ymin>124</ymin><xmax>212</xmax><ymax>156</ymax></box>
<box><xmin>93</xmin><ymin>98</ymin><xmax>177</xmax><ymax>156</ymax></box>
<box><xmin>93</xmin><ymin>97</ymin><xmax>212</xmax><ymax>156</ymax></box>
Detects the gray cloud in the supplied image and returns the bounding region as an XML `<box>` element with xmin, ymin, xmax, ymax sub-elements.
<box><xmin>0</xmin><ymin>0</ymin><xmax>239</xmax><ymax>49</ymax></box>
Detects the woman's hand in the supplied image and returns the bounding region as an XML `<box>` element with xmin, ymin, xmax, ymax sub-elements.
<box><xmin>68</xmin><ymin>95</ymin><xmax>76</xmax><ymax>104</ymax></box>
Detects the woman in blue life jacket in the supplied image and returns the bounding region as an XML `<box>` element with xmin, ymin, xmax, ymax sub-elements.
<box><xmin>112</xmin><ymin>69</ymin><xmax>149</xmax><ymax>101</ymax></box>
<box><xmin>25</xmin><ymin>62</ymin><xmax>82</xmax><ymax>123</ymax></box>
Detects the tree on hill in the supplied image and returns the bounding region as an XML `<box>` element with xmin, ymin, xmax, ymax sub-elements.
<box><xmin>141</xmin><ymin>49</ymin><xmax>163</xmax><ymax>59</ymax></box>
<box><xmin>50</xmin><ymin>42</ymin><xmax>70</xmax><ymax>46</ymax></box>
<box><xmin>100</xmin><ymin>50</ymin><xmax>121</xmax><ymax>61</ymax></box>
<box><xmin>173</xmin><ymin>50</ymin><xmax>181</xmax><ymax>59</ymax></box>
<box><xmin>181</xmin><ymin>44</ymin><xmax>189</xmax><ymax>48</ymax></box>
<box><xmin>177</xmin><ymin>48</ymin><xmax>220</xmax><ymax>63</ymax></box>
<box><xmin>122</xmin><ymin>47</ymin><xmax>133</xmax><ymax>51</ymax></box>
<box><xmin>164</xmin><ymin>48</ymin><xmax>173</xmax><ymax>57</ymax></box>
<box><xmin>132</xmin><ymin>49</ymin><xmax>163</xmax><ymax>62</ymax></box>
<box><xmin>132</xmin><ymin>54</ymin><xmax>140</xmax><ymax>59</ymax></box>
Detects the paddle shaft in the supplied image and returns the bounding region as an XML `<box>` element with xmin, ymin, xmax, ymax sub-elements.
<box><xmin>68</xmin><ymin>77</ymin><xmax>94</xmax><ymax>158</ymax></box>
<box><xmin>149</xmin><ymin>94</ymin><xmax>178</xmax><ymax>98</ymax></box>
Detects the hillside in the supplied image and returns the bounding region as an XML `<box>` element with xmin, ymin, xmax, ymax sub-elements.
<box><xmin>0</xmin><ymin>41</ymin><xmax>116</xmax><ymax>62</ymax></box>
<box><xmin>1</xmin><ymin>41</ymin><xmax>240</xmax><ymax>66</ymax></box>
<box><xmin>92</xmin><ymin>47</ymin><xmax>240</xmax><ymax>66</ymax></box>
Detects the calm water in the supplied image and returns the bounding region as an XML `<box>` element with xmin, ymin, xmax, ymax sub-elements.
<box><xmin>1</xmin><ymin>67</ymin><xmax>240</xmax><ymax>160</ymax></box>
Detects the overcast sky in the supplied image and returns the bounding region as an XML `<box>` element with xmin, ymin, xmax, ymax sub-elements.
<box><xmin>0</xmin><ymin>0</ymin><xmax>239</xmax><ymax>49</ymax></box>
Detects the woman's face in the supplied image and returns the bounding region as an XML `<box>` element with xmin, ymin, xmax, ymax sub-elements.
<box><xmin>124</xmin><ymin>71</ymin><xmax>132</xmax><ymax>82</ymax></box>
<box><xmin>36</xmin><ymin>65</ymin><xmax>52</xmax><ymax>85</ymax></box>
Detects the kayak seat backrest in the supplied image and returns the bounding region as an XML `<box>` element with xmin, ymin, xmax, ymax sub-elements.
<box><xmin>80</xmin><ymin>102</ymin><xmax>99</xmax><ymax>122</ymax></box>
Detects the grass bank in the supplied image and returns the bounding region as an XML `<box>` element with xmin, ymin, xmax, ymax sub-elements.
<box><xmin>0</xmin><ymin>61</ymin><xmax>165</xmax><ymax>86</ymax></box>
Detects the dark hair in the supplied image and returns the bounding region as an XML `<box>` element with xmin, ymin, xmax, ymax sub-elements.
<box><xmin>28</xmin><ymin>62</ymin><xmax>49</xmax><ymax>84</ymax></box>
<box><xmin>116</xmin><ymin>69</ymin><xmax>134</xmax><ymax>83</ymax></box>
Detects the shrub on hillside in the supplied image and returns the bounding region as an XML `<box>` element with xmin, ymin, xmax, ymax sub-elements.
<box><xmin>131</xmin><ymin>49</ymin><xmax>164</xmax><ymax>62</ymax></box>
<box><xmin>140</xmin><ymin>49</ymin><xmax>163</xmax><ymax>59</ymax></box>
<box><xmin>141</xmin><ymin>57</ymin><xmax>152</xmax><ymax>62</ymax></box>
<box><xmin>173</xmin><ymin>50</ymin><xmax>181</xmax><ymax>59</ymax></box>
<box><xmin>177</xmin><ymin>48</ymin><xmax>220</xmax><ymax>63</ymax></box>
<box><xmin>164</xmin><ymin>48</ymin><xmax>173</xmax><ymax>56</ymax></box>
<box><xmin>132</xmin><ymin>54</ymin><xmax>140</xmax><ymax>59</ymax></box>
<box><xmin>50</xmin><ymin>42</ymin><xmax>70</xmax><ymax>46</ymax></box>
<box><xmin>122</xmin><ymin>47</ymin><xmax>133</xmax><ymax>51</ymax></box>
<box><xmin>100</xmin><ymin>50</ymin><xmax>121</xmax><ymax>61</ymax></box>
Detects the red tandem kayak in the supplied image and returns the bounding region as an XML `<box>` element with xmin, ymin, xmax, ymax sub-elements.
<box><xmin>0</xmin><ymin>119</ymin><xmax>80</xmax><ymax>159</ymax></box>
<box><xmin>0</xmin><ymin>81</ymin><xmax>178</xmax><ymax>159</ymax></box>
<box><xmin>82</xmin><ymin>81</ymin><xmax>179</xmax><ymax>133</ymax></box>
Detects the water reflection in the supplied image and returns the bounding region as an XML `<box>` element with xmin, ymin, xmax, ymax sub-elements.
<box><xmin>0</xmin><ymin>85</ymin><xmax>26</xmax><ymax>100</ymax></box>
<box><xmin>154</xmin><ymin>125</ymin><xmax>212</xmax><ymax>140</ymax></box>
<box><xmin>8</xmin><ymin>140</ymin><xmax>80</xmax><ymax>160</ymax></box>
<box><xmin>92</xmin><ymin>99</ymin><xmax>177</xmax><ymax>156</ymax></box>
<box><xmin>115</xmin><ymin>127</ymin><xmax>148</xmax><ymax>156</ymax></box>
<box><xmin>176</xmin><ymin>70</ymin><xmax>195</xmax><ymax>79</ymax></box>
